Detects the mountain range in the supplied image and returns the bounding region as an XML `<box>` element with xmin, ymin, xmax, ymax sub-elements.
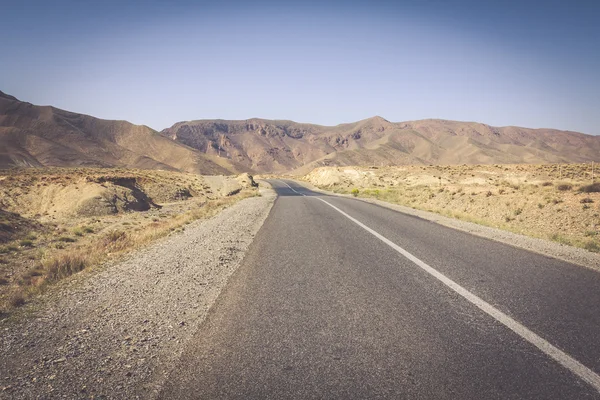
<box><xmin>2</xmin><ymin>91</ymin><xmax>599</xmax><ymax>174</ymax></box>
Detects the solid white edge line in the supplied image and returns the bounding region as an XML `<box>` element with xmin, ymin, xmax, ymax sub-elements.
<box><xmin>314</xmin><ymin>196</ymin><xmax>600</xmax><ymax>394</ymax></box>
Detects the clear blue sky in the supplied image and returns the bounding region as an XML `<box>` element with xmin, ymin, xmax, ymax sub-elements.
<box><xmin>1</xmin><ymin>0</ymin><xmax>599</xmax><ymax>134</ymax></box>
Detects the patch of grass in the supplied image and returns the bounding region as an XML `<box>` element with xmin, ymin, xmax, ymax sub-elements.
<box><xmin>42</xmin><ymin>252</ymin><xmax>88</xmax><ymax>281</ymax></box>
<box><xmin>541</xmin><ymin>181</ymin><xmax>553</xmax><ymax>187</ymax></box>
<box><xmin>58</xmin><ymin>236</ymin><xmax>76</xmax><ymax>243</ymax></box>
<box><xmin>514</xmin><ymin>208</ymin><xmax>523</xmax><ymax>216</ymax></box>
<box><xmin>351</xmin><ymin>188</ymin><xmax>359</xmax><ymax>197</ymax></box>
<box><xmin>82</xmin><ymin>226</ymin><xmax>95</xmax><ymax>234</ymax></box>
<box><xmin>19</xmin><ymin>239</ymin><xmax>34</xmax><ymax>247</ymax></box>
<box><xmin>550</xmin><ymin>233</ymin><xmax>573</xmax><ymax>246</ymax></box>
<box><xmin>72</xmin><ymin>228</ymin><xmax>84</xmax><ymax>237</ymax></box>
<box><xmin>583</xmin><ymin>240</ymin><xmax>600</xmax><ymax>253</ymax></box>
<box><xmin>584</xmin><ymin>231</ymin><xmax>598</xmax><ymax>237</ymax></box>
<box><xmin>557</xmin><ymin>183</ymin><xmax>573</xmax><ymax>191</ymax></box>
<box><xmin>24</xmin><ymin>233</ymin><xmax>37</xmax><ymax>240</ymax></box>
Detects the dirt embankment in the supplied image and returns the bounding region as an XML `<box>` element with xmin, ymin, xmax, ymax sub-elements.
<box><xmin>303</xmin><ymin>164</ymin><xmax>600</xmax><ymax>254</ymax></box>
<box><xmin>0</xmin><ymin>168</ymin><xmax>259</xmax><ymax>316</ymax></box>
<box><xmin>0</xmin><ymin>183</ymin><xmax>276</xmax><ymax>399</ymax></box>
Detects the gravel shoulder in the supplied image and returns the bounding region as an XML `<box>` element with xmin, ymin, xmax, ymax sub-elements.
<box><xmin>295</xmin><ymin>180</ymin><xmax>600</xmax><ymax>272</ymax></box>
<box><xmin>0</xmin><ymin>184</ymin><xmax>276</xmax><ymax>399</ymax></box>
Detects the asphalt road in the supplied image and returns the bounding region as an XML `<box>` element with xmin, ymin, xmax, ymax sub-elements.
<box><xmin>160</xmin><ymin>180</ymin><xmax>600</xmax><ymax>399</ymax></box>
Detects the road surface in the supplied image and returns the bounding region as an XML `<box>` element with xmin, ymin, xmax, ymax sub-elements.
<box><xmin>160</xmin><ymin>180</ymin><xmax>600</xmax><ymax>399</ymax></box>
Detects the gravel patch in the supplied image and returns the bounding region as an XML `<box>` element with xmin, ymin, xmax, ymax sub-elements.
<box><xmin>298</xmin><ymin>181</ymin><xmax>600</xmax><ymax>272</ymax></box>
<box><xmin>0</xmin><ymin>185</ymin><xmax>276</xmax><ymax>399</ymax></box>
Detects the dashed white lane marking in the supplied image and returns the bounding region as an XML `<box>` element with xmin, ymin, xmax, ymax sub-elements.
<box><xmin>310</xmin><ymin>195</ymin><xmax>600</xmax><ymax>394</ymax></box>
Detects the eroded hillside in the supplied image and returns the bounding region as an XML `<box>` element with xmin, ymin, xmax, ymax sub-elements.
<box><xmin>162</xmin><ymin>117</ymin><xmax>600</xmax><ymax>174</ymax></box>
<box><xmin>0</xmin><ymin>167</ymin><xmax>259</xmax><ymax>316</ymax></box>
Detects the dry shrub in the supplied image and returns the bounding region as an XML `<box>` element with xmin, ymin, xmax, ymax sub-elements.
<box><xmin>8</xmin><ymin>289</ymin><xmax>25</xmax><ymax>307</ymax></box>
<box><xmin>541</xmin><ymin>181</ymin><xmax>553</xmax><ymax>187</ymax></box>
<box><xmin>100</xmin><ymin>230</ymin><xmax>131</xmax><ymax>252</ymax></box>
<box><xmin>580</xmin><ymin>183</ymin><xmax>600</xmax><ymax>193</ymax></box>
<box><xmin>557</xmin><ymin>183</ymin><xmax>572</xmax><ymax>191</ymax></box>
<box><xmin>584</xmin><ymin>241</ymin><xmax>600</xmax><ymax>253</ymax></box>
<box><xmin>43</xmin><ymin>252</ymin><xmax>88</xmax><ymax>281</ymax></box>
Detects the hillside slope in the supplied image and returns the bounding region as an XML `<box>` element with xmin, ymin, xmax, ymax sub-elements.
<box><xmin>0</xmin><ymin>91</ymin><xmax>242</xmax><ymax>174</ymax></box>
<box><xmin>163</xmin><ymin>117</ymin><xmax>600</xmax><ymax>174</ymax></box>
<box><xmin>3</xmin><ymin>89</ymin><xmax>598</xmax><ymax>175</ymax></box>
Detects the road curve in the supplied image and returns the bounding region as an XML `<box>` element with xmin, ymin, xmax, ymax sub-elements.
<box><xmin>160</xmin><ymin>180</ymin><xmax>600</xmax><ymax>399</ymax></box>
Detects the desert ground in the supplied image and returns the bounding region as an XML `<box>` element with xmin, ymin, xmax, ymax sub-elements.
<box><xmin>302</xmin><ymin>163</ymin><xmax>600</xmax><ymax>254</ymax></box>
<box><xmin>0</xmin><ymin>167</ymin><xmax>258</xmax><ymax>317</ymax></box>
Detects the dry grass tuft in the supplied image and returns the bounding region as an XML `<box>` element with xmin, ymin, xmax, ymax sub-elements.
<box><xmin>557</xmin><ymin>183</ymin><xmax>573</xmax><ymax>191</ymax></box>
<box><xmin>8</xmin><ymin>289</ymin><xmax>25</xmax><ymax>308</ymax></box>
<box><xmin>42</xmin><ymin>252</ymin><xmax>89</xmax><ymax>281</ymax></box>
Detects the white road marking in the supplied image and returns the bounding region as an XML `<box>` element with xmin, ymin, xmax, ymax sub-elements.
<box><xmin>280</xmin><ymin>180</ymin><xmax>306</xmax><ymax>196</ymax></box>
<box><xmin>314</xmin><ymin>196</ymin><xmax>600</xmax><ymax>394</ymax></box>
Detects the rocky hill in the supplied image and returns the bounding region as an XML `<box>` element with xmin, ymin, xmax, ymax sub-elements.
<box><xmin>162</xmin><ymin>116</ymin><xmax>600</xmax><ymax>174</ymax></box>
<box><xmin>0</xmin><ymin>91</ymin><xmax>244</xmax><ymax>174</ymax></box>
<box><xmin>2</xmin><ymin>90</ymin><xmax>599</xmax><ymax>174</ymax></box>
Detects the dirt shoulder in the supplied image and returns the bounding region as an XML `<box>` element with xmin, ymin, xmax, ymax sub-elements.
<box><xmin>295</xmin><ymin>179</ymin><xmax>600</xmax><ymax>272</ymax></box>
<box><xmin>0</xmin><ymin>183</ymin><xmax>276</xmax><ymax>399</ymax></box>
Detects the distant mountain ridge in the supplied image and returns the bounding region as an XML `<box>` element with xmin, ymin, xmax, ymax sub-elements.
<box><xmin>1</xmin><ymin>90</ymin><xmax>599</xmax><ymax>174</ymax></box>
<box><xmin>162</xmin><ymin>116</ymin><xmax>600</xmax><ymax>174</ymax></box>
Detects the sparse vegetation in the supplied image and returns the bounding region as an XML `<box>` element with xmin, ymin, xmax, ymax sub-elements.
<box><xmin>0</xmin><ymin>167</ymin><xmax>259</xmax><ymax>316</ymax></box>
<box><xmin>304</xmin><ymin>163</ymin><xmax>600</xmax><ymax>256</ymax></box>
